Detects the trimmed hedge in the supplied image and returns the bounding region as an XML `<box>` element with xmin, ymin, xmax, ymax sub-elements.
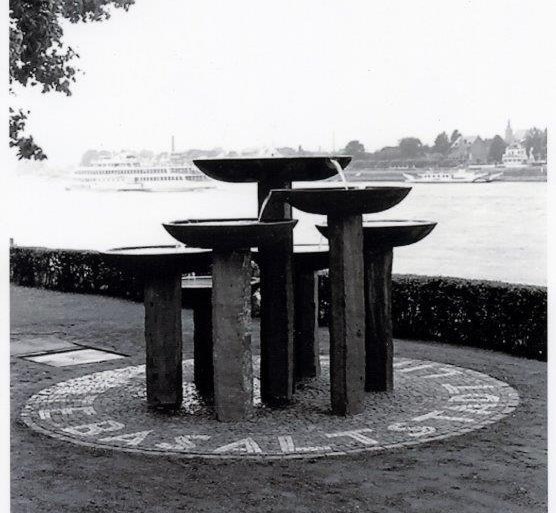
<box><xmin>10</xmin><ymin>246</ymin><xmax>143</xmax><ymax>301</ymax></box>
<box><xmin>10</xmin><ymin>247</ymin><xmax>546</xmax><ymax>361</ymax></box>
<box><xmin>9</xmin><ymin>246</ymin><xmax>259</xmax><ymax>314</ymax></box>
<box><xmin>319</xmin><ymin>273</ymin><xmax>546</xmax><ymax>361</ymax></box>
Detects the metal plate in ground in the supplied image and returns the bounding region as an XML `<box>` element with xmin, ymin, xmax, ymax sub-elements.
<box><xmin>21</xmin><ymin>357</ymin><xmax>519</xmax><ymax>459</ymax></box>
<box><xmin>23</xmin><ymin>348</ymin><xmax>125</xmax><ymax>367</ymax></box>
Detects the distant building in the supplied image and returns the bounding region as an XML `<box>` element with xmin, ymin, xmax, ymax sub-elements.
<box><xmin>502</xmin><ymin>120</ymin><xmax>535</xmax><ymax>167</ymax></box>
<box><xmin>504</xmin><ymin>120</ymin><xmax>527</xmax><ymax>144</ymax></box>
<box><xmin>502</xmin><ymin>142</ymin><xmax>531</xmax><ymax>167</ymax></box>
<box><xmin>504</xmin><ymin>120</ymin><xmax>514</xmax><ymax>144</ymax></box>
<box><xmin>450</xmin><ymin>135</ymin><xmax>490</xmax><ymax>164</ymax></box>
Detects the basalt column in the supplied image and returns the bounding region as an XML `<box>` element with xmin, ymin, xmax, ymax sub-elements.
<box><xmin>327</xmin><ymin>215</ymin><xmax>365</xmax><ymax>415</ymax></box>
<box><xmin>293</xmin><ymin>269</ymin><xmax>320</xmax><ymax>380</ymax></box>
<box><xmin>257</xmin><ymin>179</ymin><xmax>295</xmax><ymax>407</ymax></box>
<box><xmin>144</xmin><ymin>267</ymin><xmax>183</xmax><ymax>409</ymax></box>
<box><xmin>212</xmin><ymin>248</ymin><xmax>253</xmax><ymax>421</ymax></box>
<box><xmin>364</xmin><ymin>247</ymin><xmax>394</xmax><ymax>392</ymax></box>
<box><xmin>192</xmin><ymin>289</ymin><xmax>214</xmax><ymax>400</ymax></box>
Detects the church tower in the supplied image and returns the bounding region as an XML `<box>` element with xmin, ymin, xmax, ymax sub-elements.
<box><xmin>504</xmin><ymin>120</ymin><xmax>514</xmax><ymax>144</ymax></box>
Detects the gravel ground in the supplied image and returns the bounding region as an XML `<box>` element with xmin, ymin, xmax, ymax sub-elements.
<box><xmin>10</xmin><ymin>285</ymin><xmax>546</xmax><ymax>513</ymax></box>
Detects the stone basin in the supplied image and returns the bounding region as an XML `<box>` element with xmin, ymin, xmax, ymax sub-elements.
<box><xmin>316</xmin><ymin>220</ymin><xmax>437</xmax><ymax>248</ymax></box>
<box><xmin>193</xmin><ymin>156</ymin><xmax>351</xmax><ymax>183</ymax></box>
<box><xmin>163</xmin><ymin>218</ymin><xmax>298</xmax><ymax>250</ymax></box>
<box><xmin>260</xmin><ymin>186</ymin><xmax>411</xmax><ymax>218</ymax></box>
<box><xmin>103</xmin><ymin>245</ymin><xmax>211</xmax><ymax>273</ymax></box>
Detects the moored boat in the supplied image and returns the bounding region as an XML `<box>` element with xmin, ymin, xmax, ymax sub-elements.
<box><xmin>403</xmin><ymin>168</ymin><xmax>503</xmax><ymax>183</ymax></box>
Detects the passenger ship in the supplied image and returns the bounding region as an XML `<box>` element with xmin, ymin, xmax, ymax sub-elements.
<box><xmin>67</xmin><ymin>153</ymin><xmax>215</xmax><ymax>192</ymax></box>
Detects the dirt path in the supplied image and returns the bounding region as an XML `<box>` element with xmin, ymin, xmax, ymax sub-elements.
<box><xmin>10</xmin><ymin>286</ymin><xmax>546</xmax><ymax>513</ymax></box>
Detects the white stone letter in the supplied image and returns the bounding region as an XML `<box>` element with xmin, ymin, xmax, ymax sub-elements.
<box><xmin>99</xmin><ymin>430</ymin><xmax>152</xmax><ymax>446</ymax></box>
<box><xmin>63</xmin><ymin>420</ymin><xmax>124</xmax><ymax>436</ymax></box>
<box><xmin>213</xmin><ymin>438</ymin><xmax>262</xmax><ymax>454</ymax></box>
<box><xmin>325</xmin><ymin>428</ymin><xmax>378</xmax><ymax>445</ymax></box>
<box><xmin>39</xmin><ymin>406</ymin><xmax>96</xmax><ymax>421</ymax></box>
<box><xmin>387</xmin><ymin>422</ymin><xmax>436</xmax><ymax>438</ymax></box>
<box><xmin>156</xmin><ymin>435</ymin><xmax>211</xmax><ymax>450</ymax></box>
<box><xmin>277</xmin><ymin>436</ymin><xmax>331</xmax><ymax>453</ymax></box>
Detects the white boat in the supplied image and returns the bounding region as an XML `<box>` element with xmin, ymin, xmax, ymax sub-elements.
<box><xmin>403</xmin><ymin>168</ymin><xmax>503</xmax><ymax>183</ymax></box>
<box><xmin>66</xmin><ymin>153</ymin><xmax>215</xmax><ymax>192</ymax></box>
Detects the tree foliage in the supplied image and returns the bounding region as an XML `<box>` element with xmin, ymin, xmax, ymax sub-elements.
<box><xmin>343</xmin><ymin>139</ymin><xmax>366</xmax><ymax>156</ymax></box>
<box><xmin>524</xmin><ymin>127</ymin><xmax>547</xmax><ymax>160</ymax></box>
<box><xmin>487</xmin><ymin>135</ymin><xmax>507</xmax><ymax>164</ymax></box>
<box><xmin>398</xmin><ymin>137</ymin><xmax>423</xmax><ymax>158</ymax></box>
<box><xmin>450</xmin><ymin>129</ymin><xmax>462</xmax><ymax>144</ymax></box>
<box><xmin>433</xmin><ymin>132</ymin><xmax>451</xmax><ymax>155</ymax></box>
<box><xmin>9</xmin><ymin>0</ymin><xmax>135</xmax><ymax>160</ymax></box>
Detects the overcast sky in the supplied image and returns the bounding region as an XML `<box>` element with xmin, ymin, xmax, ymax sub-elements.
<box><xmin>12</xmin><ymin>0</ymin><xmax>554</xmax><ymax>167</ymax></box>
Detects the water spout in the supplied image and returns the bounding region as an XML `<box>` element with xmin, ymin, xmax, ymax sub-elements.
<box><xmin>258</xmin><ymin>189</ymin><xmax>288</xmax><ymax>221</ymax></box>
<box><xmin>258</xmin><ymin>194</ymin><xmax>272</xmax><ymax>221</ymax></box>
<box><xmin>330</xmin><ymin>159</ymin><xmax>349</xmax><ymax>190</ymax></box>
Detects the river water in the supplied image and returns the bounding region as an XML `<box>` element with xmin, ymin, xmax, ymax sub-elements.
<box><xmin>7</xmin><ymin>176</ymin><xmax>546</xmax><ymax>286</ymax></box>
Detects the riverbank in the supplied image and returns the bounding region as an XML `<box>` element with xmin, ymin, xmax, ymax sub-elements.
<box><xmin>11</xmin><ymin>286</ymin><xmax>547</xmax><ymax>512</ymax></box>
<box><xmin>333</xmin><ymin>167</ymin><xmax>547</xmax><ymax>182</ymax></box>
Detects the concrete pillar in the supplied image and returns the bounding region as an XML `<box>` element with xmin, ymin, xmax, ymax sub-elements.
<box><xmin>327</xmin><ymin>214</ymin><xmax>365</xmax><ymax>415</ymax></box>
<box><xmin>144</xmin><ymin>269</ymin><xmax>183</xmax><ymax>409</ymax></box>
<box><xmin>212</xmin><ymin>249</ymin><xmax>253</xmax><ymax>421</ymax></box>
<box><xmin>257</xmin><ymin>179</ymin><xmax>295</xmax><ymax>407</ymax></box>
<box><xmin>293</xmin><ymin>269</ymin><xmax>320</xmax><ymax>380</ymax></box>
<box><xmin>364</xmin><ymin>247</ymin><xmax>394</xmax><ymax>392</ymax></box>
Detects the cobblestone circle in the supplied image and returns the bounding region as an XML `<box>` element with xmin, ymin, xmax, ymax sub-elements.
<box><xmin>21</xmin><ymin>357</ymin><xmax>519</xmax><ymax>460</ymax></box>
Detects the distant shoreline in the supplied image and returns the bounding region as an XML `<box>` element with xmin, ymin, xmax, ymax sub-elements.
<box><xmin>334</xmin><ymin>168</ymin><xmax>547</xmax><ymax>183</ymax></box>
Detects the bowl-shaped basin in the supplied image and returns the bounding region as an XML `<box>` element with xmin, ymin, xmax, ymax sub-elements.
<box><xmin>163</xmin><ymin>218</ymin><xmax>298</xmax><ymax>250</ymax></box>
<box><xmin>317</xmin><ymin>220</ymin><xmax>437</xmax><ymax>249</ymax></box>
<box><xmin>103</xmin><ymin>245</ymin><xmax>211</xmax><ymax>273</ymax></box>
<box><xmin>193</xmin><ymin>156</ymin><xmax>351</xmax><ymax>183</ymax></box>
<box><xmin>262</xmin><ymin>186</ymin><xmax>411</xmax><ymax>217</ymax></box>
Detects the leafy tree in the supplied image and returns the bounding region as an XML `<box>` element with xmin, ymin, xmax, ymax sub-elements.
<box><xmin>524</xmin><ymin>127</ymin><xmax>547</xmax><ymax>160</ymax></box>
<box><xmin>450</xmin><ymin>129</ymin><xmax>462</xmax><ymax>144</ymax></box>
<box><xmin>9</xmin><ymin>0</ymin><xmax>135</xmax><ymax>160</ymax></box>
<box><xmin>343</xmin><ymin>140</ymin><xmax>366</xmax><ymax>156</ymax></box>
<box><xmin>433</xmin><ymin>132</ymin><xmax>451</xmax><ymax>155</ymax></box>
<box><xmin>373</xmin><ymin>146</ymin><xmax>402</xmax><ymax>160</ymax></box>
<box><xmin>398</xmin><ymin>137</ymin><xmax>423</xmax><ymax>159</ymax></box>
<box><xmin>487</xmin><ymin>135</ymin><xmax>507</xmax><ymax>164</ymax></box>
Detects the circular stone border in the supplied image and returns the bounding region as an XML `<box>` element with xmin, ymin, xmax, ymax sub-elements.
<box><xmin>21</xmin><ymin>357</ymin><xmax>519</xmax><ymax>460</ymax></box>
